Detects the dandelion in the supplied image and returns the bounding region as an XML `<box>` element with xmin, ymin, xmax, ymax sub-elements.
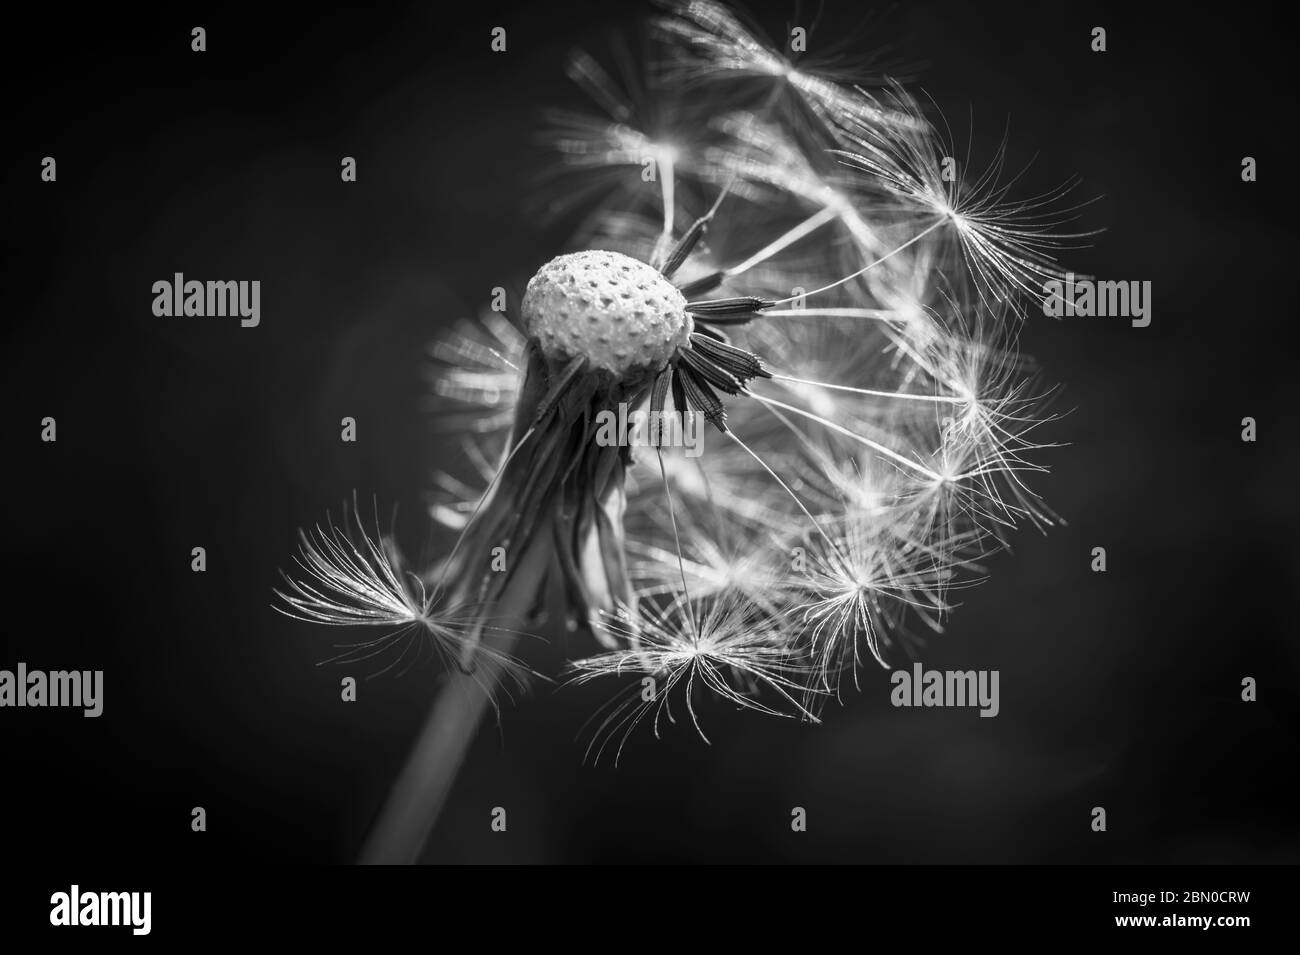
<box><xmin>275</xmin><ymin>0</ymin><xmax>1092</xmax><ymax>862</ymax></box>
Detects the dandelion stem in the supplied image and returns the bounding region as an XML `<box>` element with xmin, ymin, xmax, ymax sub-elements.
<box><xmin>357</xmin><ymin>531</ymin><xmax>552</xmax><ymax>865</ymax></box>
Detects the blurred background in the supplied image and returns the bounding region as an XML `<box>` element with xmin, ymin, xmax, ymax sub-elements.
<box><xmin>4</xmin><ymin>0</ymin><xmax>1296</xmax><ymax>864</ymax></box>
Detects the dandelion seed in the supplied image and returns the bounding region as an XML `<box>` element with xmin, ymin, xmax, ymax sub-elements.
<box><xmin>273</xmin><ymin>502</ymin><xmax>528</xmax><ymax>693</ymax></box>
<box><xmin>568</xmin><ymin>591</ymin><xmax>820</xmax><ymax>764</ymax></box>
<box><xmin>830</xmin><ymin>87</ymin><xmax>1100</xmax><ymax>306</ymax></box>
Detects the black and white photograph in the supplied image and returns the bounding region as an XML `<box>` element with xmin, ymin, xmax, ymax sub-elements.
<box><xmin>3</xmin><ymin>0</ymin><xmax>1294</xmax><ymax>935</ymax></box>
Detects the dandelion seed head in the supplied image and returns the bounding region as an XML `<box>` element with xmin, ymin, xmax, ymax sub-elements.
<box><xmin>281</xmin><ymin>0</ymin><xmax>1088</xmax><ymax>755</ymax></box>
<box><xmin>522</xmin><ymin>249</ymin><xmax>693</xmax><ymax>376</ymax></box>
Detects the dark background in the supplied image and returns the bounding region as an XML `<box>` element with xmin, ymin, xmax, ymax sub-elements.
<box><xmin>3</xmin><ymin>0</ymin><xmax>1296</xmax><ymax>865</ymax></box>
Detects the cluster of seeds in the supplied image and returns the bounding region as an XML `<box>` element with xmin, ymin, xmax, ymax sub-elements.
<box><xmin>522</xmin><ymin>250</ymin><xmax>693</xmax><ymax>376</ymax></box>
